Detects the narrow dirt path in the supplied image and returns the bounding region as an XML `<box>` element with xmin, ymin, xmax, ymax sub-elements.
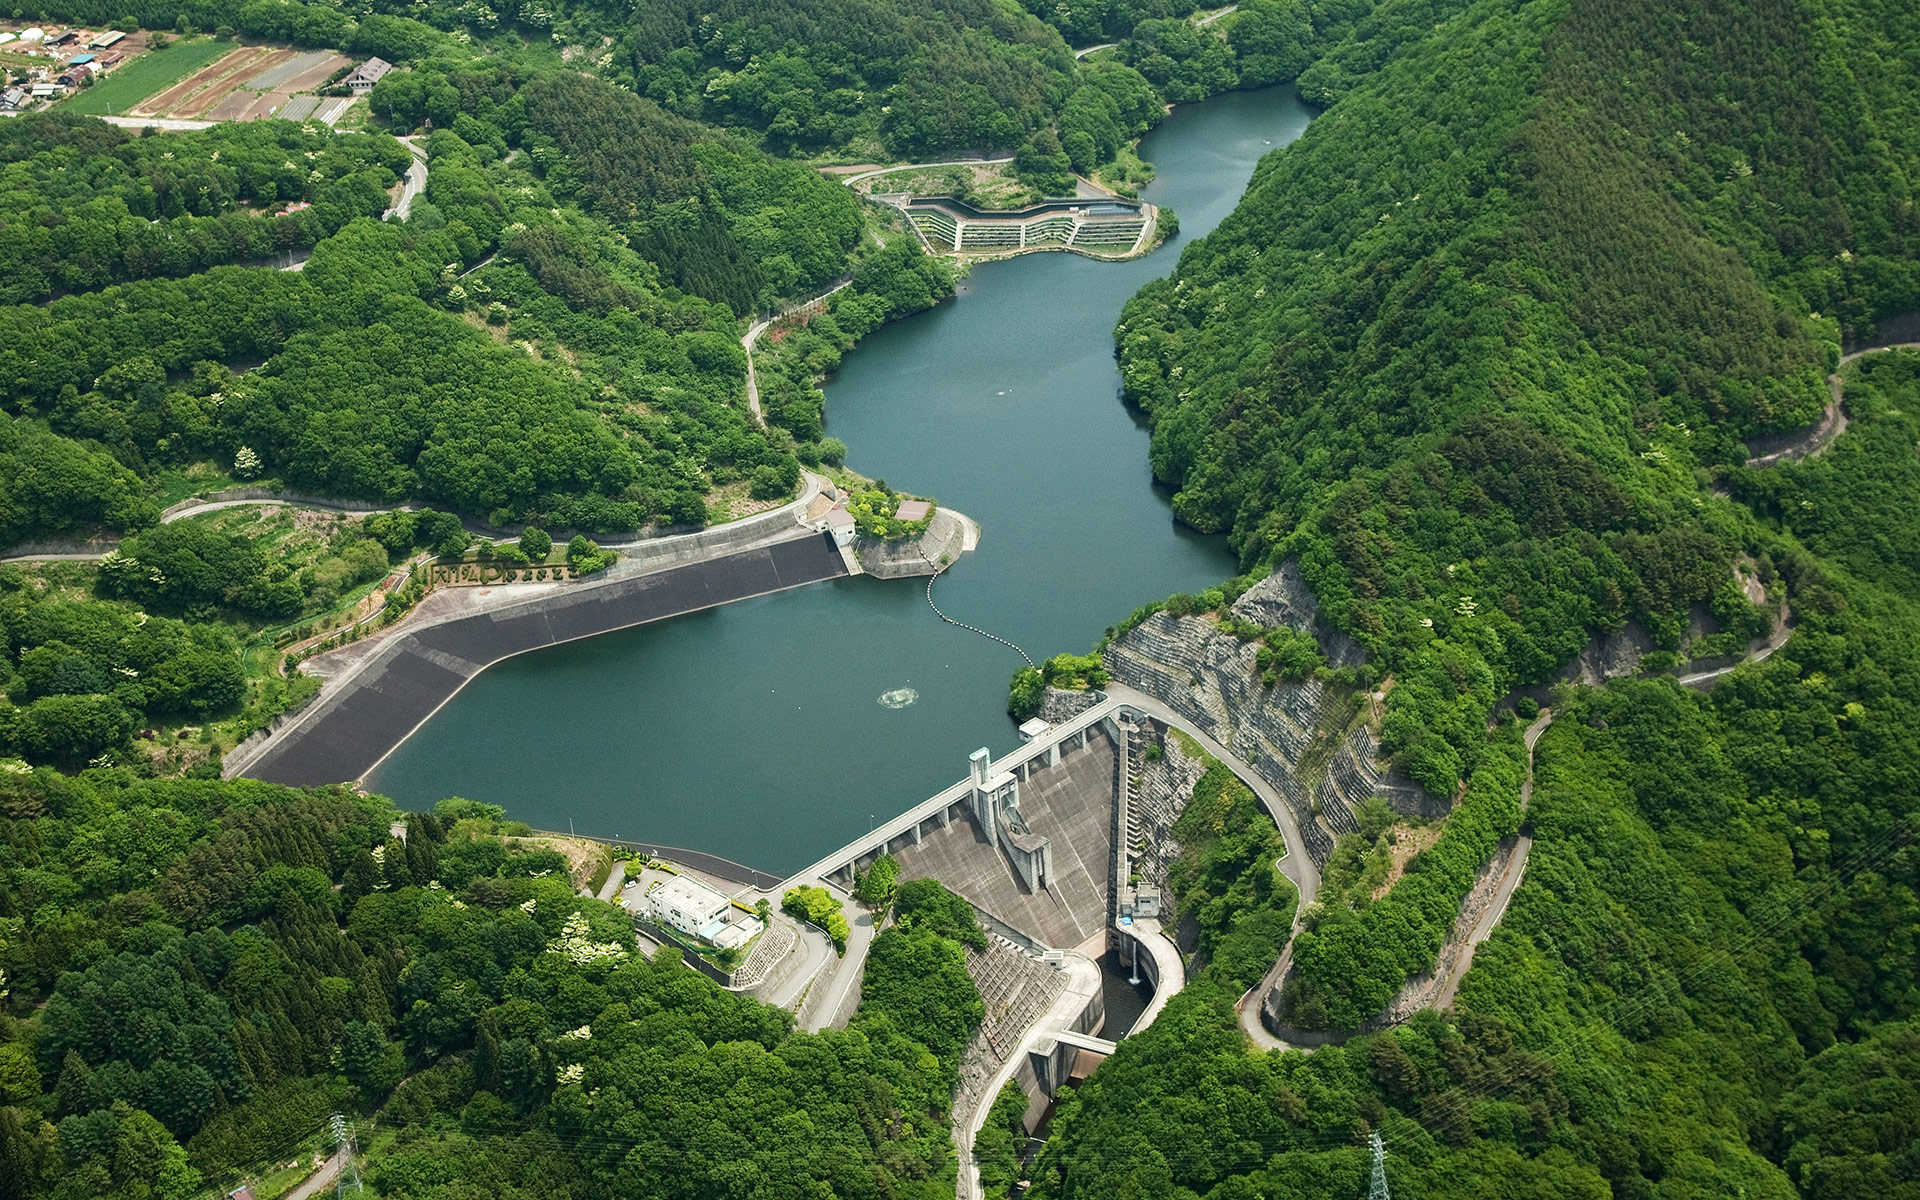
<box><xmin>1429</xmin><ymin>711</ymin><xmax>1551</xmax><ymax>1008</ymax></box>
<box><xmin>1241</xmin><ymin>712</ymin><xmax>1551</xmax><ymax>1049</ymax></box>
<box><xmin>743</xmin><ymin>279</ymin><xmax>855</xmax><ymax>425</ymax></box>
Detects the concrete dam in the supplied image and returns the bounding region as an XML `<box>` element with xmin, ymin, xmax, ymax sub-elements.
<box><xmin>885</xmin><ymin>194</ymin><xmax>1155</xmax><ymax>257</ymax></box>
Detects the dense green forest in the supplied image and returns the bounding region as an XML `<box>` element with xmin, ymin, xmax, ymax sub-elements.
<box><xmin>1025</xmin><ymin>363</ymin><xmax>1920</xmax><ymax>1198</ymax></box>
<box><xmin>0</xmin><ymin>23</ymin><xmax>969</xmax><ymax>776</ymax></box>
<box><xmin>2</xmin><ymin>0</ymin><xmax>1918</xmax><ymax>1192</ymax></box>
<box><xmin>1117</xmin><ymin>0</ymin><xmax>1920</xmax><ymax>794</ymax></box>
<box><xmin>0</xmin><ymin>777</ymin><xmax>991</xmax><ymax>1199</ymax></box>
<box><xmin>1009</xmin><ymin>0</ymin><xmax>1920</xmax><ymax>1193</ymax></box>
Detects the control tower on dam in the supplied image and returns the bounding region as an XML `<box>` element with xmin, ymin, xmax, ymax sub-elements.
<box><xmin>795</xmin><ymin>698</ymin><xmax>1175</xmax><ymax>983</ymax></box>
<box><xmin>890</xmin><ymin>729</ymin><xmax>1118</xmax><ymax>950</ymax></box>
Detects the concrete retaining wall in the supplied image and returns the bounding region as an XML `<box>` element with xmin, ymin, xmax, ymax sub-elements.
<box><xmin>854</xmin><ymin>509</ymin><xmax>969</xmax><ymax>579</ymax></box>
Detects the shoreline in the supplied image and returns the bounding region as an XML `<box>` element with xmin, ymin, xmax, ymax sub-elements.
<box><xmin>229</xmin><ymin>481</ymin><xmax>984</xmax><ymax>788</ymax></box>
<box><xmin>234</xmin><ymin>527</ymin><xmax>850</xmax><ymax>786</ymax></box>
<box><xmin>226</xmin><ymin>473</ymin><xmax>833</xmax><ymax>781</ymax></box>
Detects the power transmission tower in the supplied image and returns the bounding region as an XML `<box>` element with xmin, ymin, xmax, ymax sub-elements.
<box><xmin>1367</xmin><ymin>1132</ymin><xmax>1390</xmax><ymax>1200</ymax></box>
<box><xmin>329</xmin><ymin>1113</ymin><xmax>364</xmax><ymax>1197</ymax></box>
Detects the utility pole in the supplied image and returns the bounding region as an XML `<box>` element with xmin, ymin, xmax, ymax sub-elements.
<box><xmin>329</xmin><ymin>1113</ymin><xmax>364</xmax><ymax>1196</ymax></box>
<box><xmin>1367</xmin><ymin>1131</ymin><xmax>1390</xmax><ymax>1200</ymax></box>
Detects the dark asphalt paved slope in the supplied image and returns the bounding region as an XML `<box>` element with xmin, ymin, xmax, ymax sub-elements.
<box><xmin>244</xmin><ymin>532</ymin><xmax>847</xmax><ymax>787</ymax></box>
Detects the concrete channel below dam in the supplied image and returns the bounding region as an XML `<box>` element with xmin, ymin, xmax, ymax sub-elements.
<box><xmin>769</xmin><ymin>682</ymin><xmax>1321</xmax><ymax>1200</ymax></box>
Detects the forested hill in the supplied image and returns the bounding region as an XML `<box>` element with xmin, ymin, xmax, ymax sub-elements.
<box><xmin>0</xmin><ymin>779</ymin><xmax>993</xmax><ymax>1200</ymax></box>
<box><xmin>1118</xmin><ymin>0</ymin><xmax>1920</xmax><ymax>791</ymax></box>
<box><xmin>1019</xmin><ymin>0</ymin><xmax>1920</xmax><ymax>1195</ymax></box>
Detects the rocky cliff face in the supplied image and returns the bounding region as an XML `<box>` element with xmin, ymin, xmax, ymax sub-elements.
<box><xmin>1103</xmin><ymin>581</ymin><xmax>1438</xmax><ymax>866</ymax></box>
<box><xmin>1227</xmin><ymin>561</ymin><xmax>1367</xmax><ymax>669</ymax></box>
<box><xmin>1130</xmin><ymin>727</ymin><xmax>1207</xmax><ymax>894</ymax></box>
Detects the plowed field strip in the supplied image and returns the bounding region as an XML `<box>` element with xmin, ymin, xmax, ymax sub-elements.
<box><xmin>135</xmin><ymin>45</ymin><xmax>274</xmax><ymax>115</ymax></box>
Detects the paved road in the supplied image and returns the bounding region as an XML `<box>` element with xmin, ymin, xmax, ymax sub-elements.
<box><xmin>1103</xmin><ymin>682</ymin><xmax>1319</xmax><ymax>910</ymax></box>
<box><xmin>1074</xmin><ymin>42</ymin><xmax>1116</xmax><ymax>58</ymax></box>
<box><xmin>594</xmin><ymin>860</ymin><xmax>626</xmax><ymax>902</ymax></box>
<box><xmin>755</xmin><ymin>917</ymin><xmax>834</xmax><ymax>1013</ymax></box>
<box><xmin>1195</xmin><ymin>3</ymin><xmax>1239</xmax><ymax>25</ymax></box>
<box><xmin>284</xmin><ymin>1144</ymin><xmax>350</xmax><ymax>1200</ymax></box>
<box><xmin>386</xmin><ymin>137</ymin><xmax>428</xmax><ymax>220</ymax></box>
<box><xmin>798</xmin><ymin>900</ymin><xmax>878</xmax><ymax>1032</ymax></box>
<box><xmin>1746</xmin><ymin>340</ymin><xmax>1920</xmax><ymax>467</ymax></box>
<box><xmin>1675</xmin><ymin>610</ymin><xmax>1792</xmax><ymax>687</ymax></box>
<box><xmin>1086</xmin><ymin>682</ymin><xmax>1326</xmax><ymax>1053</ymax></box>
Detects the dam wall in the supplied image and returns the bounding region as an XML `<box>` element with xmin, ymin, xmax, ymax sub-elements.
<box><xmin>886</xmin><ymin>194</ymin><xmax>1152</xmax><ymax>257</ymax></box>
<box><xmin>881</xmin><ymin>727</ymin><xmax>1118</xmax><ymax>951</ymax></box>
<box><xmin>238</xmin><ymin>530</ymin><xmax>848</xmax><ymax>787</ymax></box>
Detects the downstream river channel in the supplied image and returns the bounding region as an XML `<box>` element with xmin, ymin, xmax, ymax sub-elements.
<box><xmin>368</xmin><ymin>87</ymin><xmax>1316</xmax><ymax>874</ymax></box>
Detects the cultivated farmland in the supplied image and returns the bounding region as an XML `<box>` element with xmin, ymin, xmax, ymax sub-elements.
<box><xmin>61</xmin><ymin>35</ymin><xmax>234</xmax><ymax>115</ymax></box>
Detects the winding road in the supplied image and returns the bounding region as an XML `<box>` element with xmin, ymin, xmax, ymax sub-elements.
<box><xmin>742</xmin><ymin>279</ymin><xmax>854</xmax><ymax>425</ymax></box>
<box><xmin>1744</xmin><ymin>339</ymin><xmax>1920</xmax><ymax>467</ymax></box>
<box><xmin>385</xmin><ymin>136</ymin><xmax>429</xmax><ymax>221</ymax></box>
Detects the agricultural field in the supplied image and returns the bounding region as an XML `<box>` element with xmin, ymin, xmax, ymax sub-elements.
<box><xmin>59</xmin><ymin>37</ymin><xmax>353</xmax><ymax>122</ymax></box>
<box><xmin>126</xmin><ymin>43</ymin><xmax>350</xmax><ymax>121</ymax></box>
<box><xmin>60</xmin><ymin>34</ymin><xmax>234</xmax><ymax>115</ymax></box>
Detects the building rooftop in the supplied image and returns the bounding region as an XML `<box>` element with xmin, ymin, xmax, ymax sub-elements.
<box><xmin>824</xmin><ymin>507</ymin><xmax>855</xmax><ymax>529</ymax></box>
<box><xmin>894</xmin><ymin>499</ymin><xmax>931</xmax><ymax>522</ymax></box>
<box><xmin>344</xmin><ymin>56</ymin><xmax>393</xmax><ymax>86</ymax></box>
<box><xmin>1018</xmin><ymin>717</ymin><xmax>1052</xmax><ymax>740</ymax></box>
<box><xmin>649</xmin><ymin>872</ymin><xmax>731</xmax><ymax>915</ymax></box>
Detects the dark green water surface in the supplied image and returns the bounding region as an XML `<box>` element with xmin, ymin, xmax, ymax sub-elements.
<box><xmin>367</xmin><ymin>88</ymin><xmax>1316</xmax><ymax>874</ymax></box>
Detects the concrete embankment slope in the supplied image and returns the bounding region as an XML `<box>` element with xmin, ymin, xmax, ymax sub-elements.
<box><xmin>241</xmin><ymin>531</ymin><xmax>848</xmax><ymax>786</ymax></box>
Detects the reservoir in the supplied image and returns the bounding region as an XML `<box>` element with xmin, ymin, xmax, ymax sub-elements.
<box><xmin>367</xmin><ymin>86</ymin><xmax>1316</xmax><ymax>874</ymax></box>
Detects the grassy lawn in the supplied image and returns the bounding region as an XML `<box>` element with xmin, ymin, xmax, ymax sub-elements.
<box><xmin>62</xmin><ymin>36</ymin><xmax>236</xmax><ymax>116</ymax></box>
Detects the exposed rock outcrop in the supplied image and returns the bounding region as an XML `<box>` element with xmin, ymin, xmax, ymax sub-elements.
<box><xmin>1103</xmin><ymin>610</ymin><xmax>1435</xmax><ymax>867</ymax></box>
<box><xmin>1228</xmin><ymin>561</ymin><xmax>1366</xmax><ymax>668</ymax></box>
<box><xmin>1038</xmin><ymin>685</ymin><xmax>1102</xmax><ymax>723</ymax></box>
<box><xmin>1130</xmin><ymin>724</ymin><xmax>1207</xmax><ymax>898</ymax></box>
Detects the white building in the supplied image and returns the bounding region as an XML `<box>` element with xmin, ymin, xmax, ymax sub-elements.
<box><xmin>342</xmin><ymin>56</ymin><xmax>393</xmax><ymax>94</ymax></box>
<box><xmin>823</xmin><ymin>506</ymin><xmax>856</xmax><ymax>547</ymax></box>
<box><xmin>643</xmin><ymin>874</ymin><xmax>732</xmax><ymax>938</ymax></box>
